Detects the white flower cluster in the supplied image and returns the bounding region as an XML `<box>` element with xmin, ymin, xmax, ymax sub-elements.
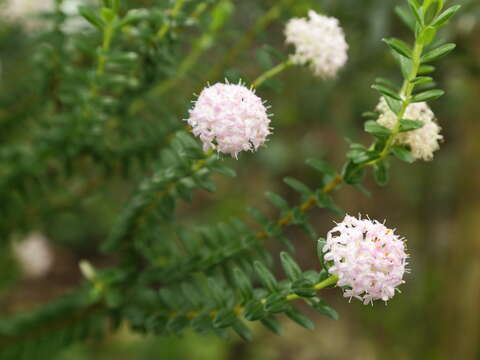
<box><xmin>285</xmin><ymin>10</ymin><xmax>348</xmax><ymax>78</ymax></box>
<box><xmin>3</xmin><ymin>0</ymin><xmax>85</xmax><ymax>32</ymax></box>
<box><xmin>323</xmin><ymin>215</ymin><xmax>408</xmax><ymax>305</ymax></box>
<box><xmin>13</xmin><ymin>232</ymin><xmax>54</xmax><ymax>278</ymax></box>
<box><xmin>187</xmin><ymin>82</ymin><xmax>271</xmax><ymax>158</ymax></box>
<box><xmin>3</xmin><ymin>0</ymin><xmax>51</xmax><ymax>20</ymax></box>
<box><xmin>376</xmin><ymin>97</ymin><xmax>443</xmax><ymax>161</ymax></box>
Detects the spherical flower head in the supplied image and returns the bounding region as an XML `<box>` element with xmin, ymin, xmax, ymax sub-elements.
<box><xmin>376</xmin><ymin>97</ymin><xmax>443</xmax><ymax>161</ymax></box>
<box><xmin>187</xmin><ymin>82</ymin><xmax>271</xmax><ymax>158</ymax></box>
<box><xmin>323</xmin><ymin>215</ymin><xmax>408</xmax><ymax>305</ymax></box>
<box><xmin>13</xmin><ymin>232</ymin><xmax>54</xmax><ymax>278</ymax></box>
<box><xmin>285</xmin><ymin>10</ymin><xmax>348</xmax><ymax>78</ymax></box>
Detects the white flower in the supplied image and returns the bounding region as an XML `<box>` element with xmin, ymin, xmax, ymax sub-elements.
<box><xmin>187</xmin><ymin>82</ymin><xmax>271</xmax><ymax>158</ymax></box>
<box><xmin>376</xmin><ymin>97</ymin><xmax>443</xmax><ymax>161</ymax></box>
<box><xmin>3</xmin><ymin>0</ymin><xmax>51</xmax><ymax>20</ymax></box>
<box><xmin>3</xmin><ymin>0</ymin><xmax>86</xmax><ymax>32</ymax></box>
<box><xmin>13</xmin><ymin>232</ymin><xmax>54</xmax><ymax>278</ymax></box>
<box><xmin>285</xmin><ymin>10</ymin><xmax>348</xmax><ymax>78</ymax></box>
<box><xmin>323</xmin><ymin>215</ymin><xmax>408</xmax><ymax>305</ymax></box>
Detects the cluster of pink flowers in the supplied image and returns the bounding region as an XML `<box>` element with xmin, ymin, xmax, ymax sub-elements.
<box><xmin>184</xmin><ymin>10</ymin><xmax>422</xmax><ymax>309</ymax></box>
<box><xmin>323</xmin><ymin>215</ymin><xmax>408</xmax><ymax>304</ymax></box>
<box><xmin>187</xmin><ymin>82</ymin><xmax>271</xmax><ymax>158</ymax></box>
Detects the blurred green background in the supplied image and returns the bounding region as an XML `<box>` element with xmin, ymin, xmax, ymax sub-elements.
<box><xmin>1</xmin><ymin>0</ymin><xmax>479</xmax><ymax>359</ymax></box>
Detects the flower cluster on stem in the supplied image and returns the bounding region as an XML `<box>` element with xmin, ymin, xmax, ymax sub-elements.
<box><xmin>323</xmin><ymin>215</ymin><xmax>408</xmax><ymax>304</ymax></box>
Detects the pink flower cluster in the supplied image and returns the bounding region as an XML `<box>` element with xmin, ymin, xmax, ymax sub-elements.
<box><xmin>323</xmin><ymin>215</ymin><xmax>408</xmax><ymax>304</ymax></box>
<box><xmin>187</xmin><ymin>82</ymin><xmax>271</xmax><ymax>158</ymax></box>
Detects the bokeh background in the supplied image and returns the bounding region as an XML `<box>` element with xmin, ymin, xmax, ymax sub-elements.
<box><xmin>1</xmin><ymin>0</ymin><xmax>479</xmax><ymax>359</ymax></box>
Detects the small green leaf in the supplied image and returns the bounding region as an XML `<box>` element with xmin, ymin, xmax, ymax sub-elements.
<box><xmin>391</xmin><ymin>146</ymin><xmax>415</xmax><ymax>163</ymax></box>
<box><xmin>232</xmin><ymin>320</ymin><xmax>252</xmax><ymax>341</ymax></box>
<box><xmin>260</xmin><ymin>316</ymin><xmax>282</xmax><ymax>334</ymax></box>
<box><xmin>283</xmin><ymin>177</ymin><xmax>312</xmax><ymax>197</ymax></box>
<box><xmin>418</xmin><ymin>26</ymin><xmax>437</xmax><ymax>45</ymax></box>
<box><xmin>371</xmin><ymin>84</ymin><xmax>401</xmax><ymax>101</ymax></box>
<box><xmin>292</xmin><ymin>280</ymin><xmax>317</xmax><ymax>298</ymax></box>
<box><xmin>431</xmin><ymin>5</ymin><xmax>461</xmax><ymax>28</ymax></box>
<box><xmin>423</xmin><ymin>0</ymin><xmax>436</xmax><ymax>11</ymax></box>
<box><xmin>383</xmin><ymin>38</ymin><xmax>413</xmax><ymax>58</ymax></box>
<box><xmin>232</xmin><ymin>267</ymin><xmax>253</xmax><ymax>301</ymax></box>
<box><xmin>421</xmin><ymin>43</ymin><xmax>456</xmax><ymax>63</ymax></box>
<box><xmin>362</xmin><ymin>111</ymin><xmax>379</xmax><ymax>119</ymax></box>
<box><xmin>254</xmin><ymin>261</ymin><xmax>278</xmax><ymax>292</ymax></box>
<box><xmin>209</xmin><ymin>163</ymin><xmax>236</xmax><ymax>177</ymax></box>
<box><xmin>305</xmin><ymin>158</ymin><xmax>336</xmax><ymax>178</ymax></box>
<box><xmin>435</xmin><ymin>0</ymin><xmax>445</xmax><ymax>15</ymax></box>
<box><xmin>213</xmin><ymin>309</ymin><xmax>237</xmax><ymax>328</ymax></box>
<box><xmin>316</xmin><ymin>238</ymin><xmax>327</xmax><ymax>269</ymax></box>
<box><xmin>276</xmin><ymin>234</ymin><xmax>295</xmax><ymax>253</ymax></box>
<box><xmin>100</xmin><ymin>7</ymin><xmax>116</xmax><ymax>23</ymax></box>
<box><xmin>375</xmin><ymin>77</ymin><xmax>398</xmax><ymax>89</ymax></box>
<box><xmin>115</xmin><ymin>9</ymin><xmax>149</xmax><ymax>28</ymax></box>
<box><xmin>342</xmin><ymin>160</ymin><xmax>366</xmax><ymax>185</ymax></box>
<box><xmin>418</xmin><ymin>64</ymin><xmax>435</xmax><ymax>74</ymax></box>
<box><xmin>399</xmin><ymin>119</ymin><xmax>424</xmax><ymax>132</ymax></box>
<box><xmin>78</xmin><ymin>7</ymin><xmax>104</xmax><ymax>29</ymax></box>
<box><xmin>398</xmin><ymin>54</ymin><xmax>413</xmax><ymax>79</ymax></box>
<box><xmin>286</xmin><ymin>308</ymin><xmax>315</xmax><ymax>330</ymax></box>
<box><xmin>347</xmin><ymin>146</ymin><xmax>370</xmax><ymax>164</ymax></box>
<box><xmin>310</xmin><ymin>298</ymin><xmax>339</xmax><ymax>320</ymax></box>
<box><xmin>373</xmin><ymin>161</ymin><xmax>389</xmax><ymax>186</ymax></box>
<box><xmin>353</xmin><ymin>183</ymin><xmax>371</xmax><ymax>197</ymax></box>
<box><xmin>384</xmin><ymin>96</ymin><xmax>402</xmax><ymax>114</ymax></box>
<box><xmin>208</xmin><ymin>278</ymin><xmax>227</xmax><ymax>306</ymax></box>
<box><xmin>395</xmin><ymin>5</ymin><xmax>416</xmax><ymax>32</ymax></box>
<box><xmin>316</xmin><ymin>192</ymin><xmax>344</xmax><ymax>217</ymax></box>
<box><xmin>364</xmin><ymin>120</ymin><xmax>392</xmax><ymax>136</ymax></box>
<box><xmin>247</xmin><ymin>207</ymin><xmax>269</xmax><ymax>226</ymax></box>
<box><xmin>408</xmin><ymin>0</ymin><xmax>424</xmax><ymax>25</ymax></box>
<box><xmin>265</xmin><ymin>192</ymin><xmax>289</xmax><ymax>211</ymax></box>
<box><xmin>264</xmin><ymin>294</ymin><xmax>291</xmax><ymax>313</ymax></box>
<box><xmin>280</xmin><ymin>252</ymin><xmax>302</xmax><ymax>281</ymax></box>
<box><xmin>411</xmin><ymin>89</ymin><xmax>444</xmax><ymax>102</ymax></box>
<box><xmin>410</xmin><ymin>76</ymin><xmax>433</xmax><ymax>85</ymax></box>
<box><xmin>244</xmin><ymin>301</ymin><xmax>266</xmax><ymax>321</ymax></box>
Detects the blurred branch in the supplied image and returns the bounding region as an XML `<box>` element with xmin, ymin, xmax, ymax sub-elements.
<box><xmin>206</xmin><ymin>0</ymin><xmax>295</xmax><ymax>82</ymax></box>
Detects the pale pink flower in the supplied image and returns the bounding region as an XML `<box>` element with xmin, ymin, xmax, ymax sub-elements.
<box><xmin>323</xmin><ymin>215</ymin><xmax>408</xmax><ymax>304</ymax></box>
<box><xmin>187</xmin><ymin>82</ymin><xmax>271</xmax><ymax>158</ymax></box>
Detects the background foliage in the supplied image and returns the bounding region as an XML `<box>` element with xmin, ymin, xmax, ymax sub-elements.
<box><xmin>0</xmin><ymin>0</ymin><xmax>479</xmax><ymax>359</ymax></box>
